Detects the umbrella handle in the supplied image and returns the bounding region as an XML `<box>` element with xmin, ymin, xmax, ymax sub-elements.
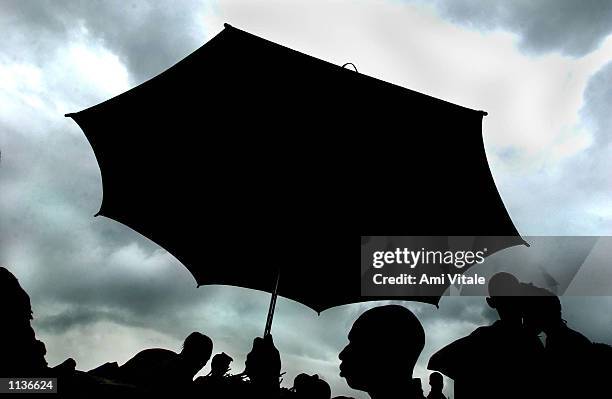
<box><xmin>264</xmin><ymin>269</ymin><xmax>280</xmax><ymax>337</ymax></box>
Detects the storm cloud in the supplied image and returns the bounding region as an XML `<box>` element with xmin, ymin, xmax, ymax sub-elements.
<box><xmin>2</xmin><ymin>0</ymin><xmax>208</xmax><ymax>83</ymax></box>
<box><xmin>427</xmin><ymin>0</ymin><xmax>612</xmax><ymax>57</ymax></box>
<box><xmin>493</xmin><ymin>60</ymin><xmax>612</xmax><ymax>235</ymax></box>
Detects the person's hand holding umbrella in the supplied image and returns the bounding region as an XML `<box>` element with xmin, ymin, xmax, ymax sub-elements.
<box><xmin>244</xmin><ymin>334</ymin><xmax>282</xmax><ymax>394</ymax></box>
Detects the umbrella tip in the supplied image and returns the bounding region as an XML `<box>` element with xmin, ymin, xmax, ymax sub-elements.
<box><xmin>224</xmin><ymin>23</ymin><xmax>233</xmax><ymax>29</ymax></box>
<box><xmin>342</xmin><ymin>62</ymin><xmax>358</xmax><ymax>73</ymax></box>
<box><xmin>478</xmin><ymin>110</ymin><xmax>488</xmax><ymax>117</ymax></box>
<box><xmin>64</xmin><ymin>113</ymin><xmax>74</xmax><ymax>118</ymax></box>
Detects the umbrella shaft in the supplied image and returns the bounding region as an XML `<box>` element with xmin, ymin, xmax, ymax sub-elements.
<box><xmin>264</xmin><ymin>270</ymin><xmax>280</xmax><ymax>336</ymax></box>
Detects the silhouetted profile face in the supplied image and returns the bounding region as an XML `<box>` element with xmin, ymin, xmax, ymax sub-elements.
<box><xmin>486</xmin><ymin>272</ymin><xmax>521</xmax><ymax>322</ymax></box>
<box><xmin>339</xmin><ymin>305</ymin><xmax>425</xmax><ymax>394</ymax></box>
<box><xmin>180</xmin><ymin>332</ymin><xmax>213</xmax><ymax>375</ymax></box>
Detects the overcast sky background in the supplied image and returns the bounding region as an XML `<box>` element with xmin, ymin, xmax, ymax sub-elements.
<box><xmin>2</xmin><ymin>1</ymin><xmax>612</xmax><ymax>397</ymax></box>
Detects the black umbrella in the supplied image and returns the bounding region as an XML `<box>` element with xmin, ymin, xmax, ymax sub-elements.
<box><xmin>66</xmin><ymin>24</ymin><xmax>525</xmax><ymax>331</ymax></box>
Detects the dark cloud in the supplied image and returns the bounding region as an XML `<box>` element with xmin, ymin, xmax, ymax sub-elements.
<box><xmin>490</xmin><ymin>60</ymin><xmax>612</xmax><ymax>236</ymax></box>
<box><xmin>2</xmin><ymin>0</ymin><xmax>207</xmax><ymax>82</ymax></box>
<box><xmin>35</xmin><ymin>307</ymin><xmax>148</xmax><ymax>334</ymax></box>
<box><xmin>428</xmin><ymin>0</ymin><xmax>612</xmax><ymax>56</ymax></box>
<box><xmin>555</xmin><ymin>61</ymin><xmax>612</xmax><ymax>231</ymax></box>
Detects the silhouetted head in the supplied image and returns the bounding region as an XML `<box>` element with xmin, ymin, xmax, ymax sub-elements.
<box><xmin>293</xmin><ymin>373</ymin><xmax>310</xmax><ymax>391</ymax></box>
<box><xmin>339</xmin><ymin>305</ymin><xmax>425</xmax><ymax>394</ymax></box>
<box><xmin>293</xmin><ymin>374</ymin><xmax>331</xmax><ymax>399</ymax></box>
<box><xmin>521</xmin><ymin>284</ymin><xmax>561</xmax><ymax>334</ymax></box>
<box><xmin>486</xmin><ymin>272</ymin><xmax>521</xmax><ymax>322</ymax></box>
<box><xmin>180</xmin><ymin>332</ymin><xmax>213</xmax><ymax>375</ymax></box>
<box><xmin>210</xmin><ymin>352</ymin><xmax>232</xmax><ymax>377</ymax></box>
<box><xmin>0</xmin><ymin>267</ymin><xmax>33</xmax><ymax>321</ymax></box>
<box><xmin>429</xmin><ymin>372</ymin><xmax>443</xmax><ymax>391</ymax></box>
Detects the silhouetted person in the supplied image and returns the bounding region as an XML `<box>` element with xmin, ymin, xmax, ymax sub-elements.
<box><xmin>522</xmin><ymin>284</ymin><xmax>591</xmax><ymax>397</ymax></box>
<box><xmin>0</xmin><ymin>267</ymin><xmax>47</xmax><ymax>376</ymax></box>
<box><xmin>244</xmin><ymin>334</ymin><xmax>282</xmax><ymax>396</ymax></box>
<box><xmin>117</xmin><ymin>332</ymin><xmax>212</xmax><ymax>392</ymax></box>
<box><xmin>0</xmin><ymin>266</ymin><xmax>96</xmax><ymax>395</ymax></box>
<box><xmin>292</xmin><ymin>373</ymin><xmax>331</xmax><ymax>399</ymax></box>
<box><xmin>428</xmin><ymin>272</ymin><xmax>543</xmax><ymax>399</ymax></box>
<box><xmin>211</xmin><ymin>352</ymin><xmax>233</xmax><ymax>377</ymax></box>
<box><xmin>293</xmin><ymin>373</ymin><xmax>311</xmax><ymax>394</ymax></box>
<box><xmin>427</xmin><ymin>372</ymin><xmax>446</xmax><ymax>399</ymax></box>
<box><xmin>194</xmin><ymin>352</ymin><xmax>234</xmax><ymax>398</ymax></box>
<box><xmin>339</xmin><ymin>305</ymin><xmax>425</xmax><ymax>399</ymax></box>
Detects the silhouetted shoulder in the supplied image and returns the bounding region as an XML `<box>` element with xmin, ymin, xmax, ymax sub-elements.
<box><xmin>428</xmin><ymin>332</ymin><xmax>484</xmax><ymax>379</ymax></box>
<box><xmin>468</xmin><ymin>323</ymin><xmax>498</xmax><ymax>339</ymax></box>
<box><xmin>122</xmin><ymin>348</ymin><xmax>177</xmax><ymax>368</ymax></box>
<box><xmin>547</xmin><ymin>324</ymin><xmax>591</xmax><ymax>352</ymax></box>
<box><xmin>564</xmin><ymin>326</ymin><xmax>591</xmax><ymax>345</ymax></box>
<box><xmin>117</xmin><ymin>348</ymin><xmax>177</xmax><ymax>382</ymax></box>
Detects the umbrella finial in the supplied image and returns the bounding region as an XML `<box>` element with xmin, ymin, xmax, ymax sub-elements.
<box><xmin>342</xmin><ymin>62</ymin><xmax>358</xmax><ymax>73</ymax></box>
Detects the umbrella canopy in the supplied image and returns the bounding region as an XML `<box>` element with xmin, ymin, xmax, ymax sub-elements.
<box><xmin>66</xmin><ymin>23</ymin><xmax>525</xmax><ymax>313</ymax></box>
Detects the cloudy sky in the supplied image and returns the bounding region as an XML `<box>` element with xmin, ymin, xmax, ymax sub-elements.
<box><xmin>2</xmin><ymin>1</ymin><xmax>612</xmax><ymax>397</ymax></box>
